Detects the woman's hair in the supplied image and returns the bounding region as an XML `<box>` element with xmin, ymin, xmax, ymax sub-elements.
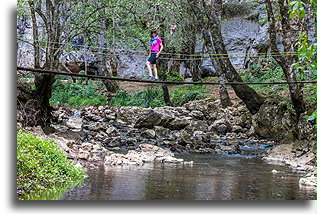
<box><xmin>150</xmin><ymin>29</ymin><xmax>158</xmax><ymax>38</ymax></box>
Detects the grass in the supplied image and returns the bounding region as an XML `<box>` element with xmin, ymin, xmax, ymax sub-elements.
<box><xmin>17</xmin><ymin>130</ymin><xmax>86</xmax><ymax>200</ymax></box>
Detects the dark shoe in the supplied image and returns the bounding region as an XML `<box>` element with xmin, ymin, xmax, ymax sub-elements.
<box><xmin>154</xmin><ymin>78</ymin><xmax>159</xmax><ymax>81</ymax></box>
<box><xmin>148</xmin><ymin>76</ymin><xmax>154</xmax><ymax>81</ymax></box>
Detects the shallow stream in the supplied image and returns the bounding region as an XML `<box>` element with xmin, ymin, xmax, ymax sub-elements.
<box><xmin>60</xmin><ymin>153</ymin><xmax>315</xmax><ymax>200</ymax></box>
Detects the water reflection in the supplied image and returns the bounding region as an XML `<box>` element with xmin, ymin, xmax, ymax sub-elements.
<box><xmin>61</xmin><ymin>155</ymin><xmax>315</xmax><ymax>200</ymax></box>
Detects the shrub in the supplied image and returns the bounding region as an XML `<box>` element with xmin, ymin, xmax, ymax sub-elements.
<box><xmin>17</xmin><ymin>131</ymin><xmax>86</xmax><ymax>199</ymax></box>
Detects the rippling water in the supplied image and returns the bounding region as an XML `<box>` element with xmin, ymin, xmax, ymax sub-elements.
<box><xmin>61</xmin><ymin>154</ymin><xmax>315</xmax><ymax>200</ymax></box>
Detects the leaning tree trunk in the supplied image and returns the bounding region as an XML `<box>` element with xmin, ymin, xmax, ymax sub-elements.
<box><xmin>188</xmin><ymin>0</ymin><xmax>264</xmax><ymax>114</ymax></box>
<box><xmin>265</xmin><ymin>0</ymin><xmax>306</xmax><ymax>117</ymax></box>
<box><xmin>210</xmin><ymin>0</ymin><xmax>232</xmax><ymax>108</ymax></box>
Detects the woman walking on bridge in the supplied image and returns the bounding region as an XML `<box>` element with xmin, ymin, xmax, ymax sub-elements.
<box><xmin>146</xmin><ymin>29</ymin><xmax>163</xmax><ymax>81</ymax></box>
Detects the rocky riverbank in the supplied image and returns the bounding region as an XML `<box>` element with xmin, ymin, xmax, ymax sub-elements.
<box><xmin>19</xmin><ymin>98</ymin><xmax>315</xmax><ymax>187</ymax></box>
<box><xmin>50</xmin><ymin>98</ymin><xmax>278</xmax><ymax>155</ymax></box>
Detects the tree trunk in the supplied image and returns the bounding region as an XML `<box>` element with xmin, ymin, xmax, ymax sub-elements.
<box><xmin>28</xmin><ymin>1</ymin><xmax>40</xmax><ymax>69</ymax></box>
<box><xmin>99</xmin><ymin>13</ymin><xmax>119</xmax><ymax>93</ymax></box>
<box><xmin>188</xmin><ymin>0</ymin><xmax>263</xmax><ymax>114</ymax></box>
<box><xmin>202</xmin><ymin>0</ymin><xmax>233</xmax><ymax>108</ymax></box>
<box><xmin>18</xmin><ymin>0</ymin><xmax>62</xmax><ymax>126</ymax></box>
<box><xmin>152</xmin><ymin>3</ymin><xmax>173</xmax><ymax>107</ymax></box>
<box><xmin>265</xmin><ymin>0</ymin><xmax>306</xmax><ymax>117</ymax></box>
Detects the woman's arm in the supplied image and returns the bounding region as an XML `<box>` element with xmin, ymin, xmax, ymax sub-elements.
<box><xmin>157</xmin><ymin>44</ymin><xmax>164</xmax><ymax>58</ymax></box>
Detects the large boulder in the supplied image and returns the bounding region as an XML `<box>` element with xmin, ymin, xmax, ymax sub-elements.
<box><xmin>116</xmin><ymin>106</ymin><xmax>148</xmax><ymax>125</ymax></box>
<box><xmin>252</xmin><ymin>103</ymin><xmax>296</xmax><ymax>141</ymax></box>
<box><xmin>134</xmin><ymin>110</ymin><xmax>162</xmax><ymax>128</ymax></box>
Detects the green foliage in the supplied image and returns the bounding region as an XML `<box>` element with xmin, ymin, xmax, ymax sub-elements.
<box><xmin>166</xmin><ymin>72</ymin><xmax>185</xmax><ymax>82</ymax></box>
<box><xmin>288</xmin><ymin>0</ymin><xmax>316</xmax><ymax>119</ymax></box>
<box><xmin>17</xmin><ymin>131</ymin><xmax>86</xmax><ymax>199</ymax></box>
<box><xmin>242</xmin><ymin>60</ymin><xmax>287</xmax><ymax>92</ymax></box>
<box><xmin>110</xmin><ymin>87</ymin><xmax>164</xmax><ymax>108</ymax></box>
<box><xmin>304</xmin><ymin>112</ymin><xmax>316</xmax><ymax>121</ymax></box>
<box><xmin>50</xmin><ymin>80</ymin><xmax>107</xmax><ymax>108</ymax></box>
<box><xmin>288</xmin><ymin>0</ymin><xmax>316</xmax><ymax>18</ymax></box>
<box><xmin>170</xmin><ymin>88</ymin><xmax>205</xmax><ymax>106</ymax></box>
<box><xmin>110</xmin><ymin>85</ymin><xmax>210</xmax><ymax>108</ymax></box>
<box><xmin>222</xmin><ymin>0</ymin><xmax>258</xmax><ymax>18</ymax></box>
<box><xmin>292</xmin><ymin>34</ymin><xmax>317</xmax><ymax>80</ymax></box>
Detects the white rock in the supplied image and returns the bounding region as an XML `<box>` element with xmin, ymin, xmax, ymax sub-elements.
<box><xmin>66</xmin><ymin>117</ymin><xmax>83</xmax><ymax>130</ymax></box>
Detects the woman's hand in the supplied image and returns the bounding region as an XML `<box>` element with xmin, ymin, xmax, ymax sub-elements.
<box><xmin>156</xmin><ymin>53</ymin><xmax>160</xmax><ymax>58</ymax></box>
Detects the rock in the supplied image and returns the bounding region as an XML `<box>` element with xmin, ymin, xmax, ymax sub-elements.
<box><xmin>271</xmin><ymin>169</ymin><xmax>278</xmax><ymax>174</ymax></box>
<box><xmin>104</xmin><ymin>144</ymin><xmax>187</xmax><ymax>166</ymax></box>
<box><xmin>81</xmin><ymin>142</ymin><xmax>94</xmax><ymax>152</ymax></box>
<box><xmin>66</xmin><ymin>117</ymin><xmax>83</xmax><ymax>130</ymax></box>
<box><xmin>106</xmin><ymin>126</ymin><xmax>118</xmax><ymax>135</ymax></box>
<box><xmin>154</xmin><ymin>126</ymin><xmax>173</xmax><ymax>140</ymax></box>
<box><xmin>299</xmin><ymin>176</ymin><xmax>316</xmax><ymax>187</ymax></box>
<box><xmin>217</xmin><ymin>124</ymin><xmax>228</xmax><ymax>134</ymax></box>
<box><xmin>116</xmin><ymin>106</ymin><xmax>145</xmax><ymax>125</ymax></box>
<box><xmin>166</xmin><ymin>117</ymin><xmax>191</xmax><ymax>130</ymax></box>
<box><xmin>185</xmin><ymin>121</ymin><xmax>209</xmax><ymax>133</ymax></box>
<box><xmin>209</xmin><ymin>118</ymin><xmax>231</xmax><ymax>134</ymax></box>
<box><xmin>78</xmin><ymin>149</ymin><xmax>89</xmax><ymax>160</ymax></box>
<box><xmin>189</xmin><ymin>110</ymin><xmax>205</xmax><ymax>120</ymax></box>
<box><xmin>108</xmin><ymin>137</ymin><xmax>122</xmax><ymax>147</ymax></box>
<box><xmin>140</xmin><ymin>129</ymin><xmax>156</xmax><ymax>139</ymax></box>
<box><xmin>252</xmin><ymin>103</ymin><xmax>296</xmax><ymax>141</ymax></box>
<box><xmin>108</xmin><ymin>147</ymin><xmax>121</xmax><ymax>151</ymax></box>
<box><xmin>134</xmin><ymin>110</ymin><xmax>161</xmax><ymax>128</ymax></box>
<box><xmin>232</xmin><ymin>125</ymin><xmax>243</xmax><ymax>133</ymax></box>
<box><xmin>84</xmin><ymin>113</ymin><xmax>103</xmax><ymax>122</ymax></box>
<box><xmin>217</xmin><ymin>142</ymin><xmax>241</xmax><ymax>155</ymax></box>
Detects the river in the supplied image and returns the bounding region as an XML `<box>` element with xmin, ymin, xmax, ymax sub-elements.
<box><xmin>61</xmin><ymin>153</ymin><xmax>315</xmax><ymax>200</ymax></box>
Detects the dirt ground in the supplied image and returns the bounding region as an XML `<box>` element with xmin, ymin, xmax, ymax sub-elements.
<box><xmin>117</xmin><ymin>81</ymin><xmax>241</xmax><ymax>104</ymax></box>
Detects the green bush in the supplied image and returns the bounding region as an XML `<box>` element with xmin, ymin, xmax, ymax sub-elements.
<box><xmin>17</xmin><ymin>131</ymin><xmax>86</xmax><ymax>199</ymax></box>
<box><xmin>50</xmin><ymin>80</ymin><xmax>107</xmax><ymax>108</ymax></box>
